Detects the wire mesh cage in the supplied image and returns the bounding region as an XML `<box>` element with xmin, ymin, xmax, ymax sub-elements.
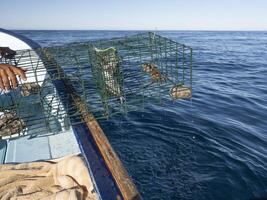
<box><xmin>0</xmin><ymin>32</ymin><xmax>193</xmax><ymax>138</ymax></box>
<box><xmin>0</xmin><ymin>49</ymin><xmax>84</xmax><ymax>139</ymax></box>
<box><xmin>48</xmin><ymin>32</ymin><xmax>193</xmax><ymax>119</ymax></box>
<box><xmin>88</xmin><ymin>32</ymin><xmax>192</xmax><ymax>114</ymax></box>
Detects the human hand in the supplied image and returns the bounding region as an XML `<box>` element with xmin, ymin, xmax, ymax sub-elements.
<box><xmin>0</xmin><ymin>64</ymin><xmax>27</xmax><ymax>91</ymax></box>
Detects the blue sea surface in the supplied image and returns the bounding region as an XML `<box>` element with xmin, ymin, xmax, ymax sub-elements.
<box><xmin>15</xmin><ymin>30</ymin><xmax>267</xmax><ymax>200</ymax></box>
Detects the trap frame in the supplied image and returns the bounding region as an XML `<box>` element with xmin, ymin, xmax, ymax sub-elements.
<box><xmin>49</xmin><ymin>32</ymin><xmax>193</xmax><ymax>119</ymax></box>
<box><xmin>0</xmin><ymin>32</ymin><xmax>193</xmax><ymax>138</ymax></box>
<box><xmin>0</xmin><ymin>49</ymin><xmax>85</xmax><ymax>138</ymax></box>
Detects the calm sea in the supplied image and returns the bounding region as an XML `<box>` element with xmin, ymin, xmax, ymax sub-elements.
<box><xmin>15</xmin><ymin>30</ymin><xmax>267</xmax><ymax>200</ymax></box>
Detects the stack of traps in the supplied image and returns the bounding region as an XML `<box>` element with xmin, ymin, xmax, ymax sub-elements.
<box><xmin>0</xmin><ymin>32</ymin><xmax>192</xmax><ymax>138</ymax></box>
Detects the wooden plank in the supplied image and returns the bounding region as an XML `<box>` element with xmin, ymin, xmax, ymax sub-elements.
<box><xmin>70</xmin><ymin>92</ymin><xmax>141</xmax><ymax>200</ymax></box>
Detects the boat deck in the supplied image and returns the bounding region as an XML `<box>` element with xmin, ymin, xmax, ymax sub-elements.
<box><xmin>0</xmin><ymin>129</ymin><xmax>80</xmax><ymax>164</ymax></box>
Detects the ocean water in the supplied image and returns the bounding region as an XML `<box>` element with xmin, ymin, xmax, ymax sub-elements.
<box><xmin>15</xmin><ymin>30</ymin><xmax>267</xmax><ymax>200</ymax></box>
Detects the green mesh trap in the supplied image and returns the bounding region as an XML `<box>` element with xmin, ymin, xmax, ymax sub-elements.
<box><xmin>0</xmin><ymin>32</ymin><xmax>192</xmax><ymax>138</ymax></box>
<box><xmin>0</xmin><ymin>49</ymin><xmax>83</xmax><ymax>138</ymax></box>
<box><xmin>48</xmin><ymin>32</ymin><xmax>193</xmax><ymax>119</ymax></box>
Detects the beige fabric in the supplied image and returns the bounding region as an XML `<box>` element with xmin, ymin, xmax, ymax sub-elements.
<box><xmin>0</xmin><ymin>154</ymin><xmax>98</xmax><ymax>200</ymax></box>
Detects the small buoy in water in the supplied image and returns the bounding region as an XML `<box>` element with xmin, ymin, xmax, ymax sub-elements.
<box><xmin>170</xmin><ymin>85</ymin><xmax>191</xmax><ymax>100</ymax></box>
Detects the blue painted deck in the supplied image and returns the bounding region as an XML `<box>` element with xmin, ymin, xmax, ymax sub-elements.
<box><xmin>0</xmin><ymin>129</ymin><xmax>80</xmax><ymax>164</ymax></box>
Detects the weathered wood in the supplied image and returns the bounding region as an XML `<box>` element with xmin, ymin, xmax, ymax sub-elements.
<box><xmin>71</xmin><ymin>92</ymin><xmax>141</xmax><ymax>200</ymax></box>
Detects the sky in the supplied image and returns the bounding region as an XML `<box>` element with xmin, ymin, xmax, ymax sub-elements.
<box><xmin>1</xmin><ymin>0</ymin><xmax>267</xmax><ymax>30</ymax></box>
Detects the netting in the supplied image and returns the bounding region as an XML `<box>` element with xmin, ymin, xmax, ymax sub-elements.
<box><xmin>0</xmin><ymin>49</ymin><xmax>83</xmax><ymax>139</ymax></box>
<box><xmin>0</xmin><ymin>32</ymin><xmax>193</xmax><ymax>138</ymax></box>
<box><xmin>49</xmin><ymin>32</ymin><xmax>193</xmax><ymax>119</ymax></box>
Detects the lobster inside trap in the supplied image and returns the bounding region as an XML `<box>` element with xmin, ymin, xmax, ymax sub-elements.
<box><xmin>46</xmin><ymin>32</ymin><xmax>193</xmax><ymax>119</ymax></box>
<box><xmin>0</xmin><ymin>32</ymin><xmax>193</xmax><ymax>135</ymax></box>
<box><xmin>88</xmin><ymin>32</ymin><xmax>193</xmax><ymax>116</ymax></box>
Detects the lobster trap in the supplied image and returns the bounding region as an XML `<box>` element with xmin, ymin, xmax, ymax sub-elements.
<box><xmin>0</xmin><ymin>49</ymin><xmax>85</xmax><ymax>139</ymax></box>
<box><xmin>48</xmin><ymin>32</ymin><xmax>193</xmax><ymax>119</ymax></box>
<box><xmin>0</xmin><ymin>32</ymin><xmax>193</xmax><ymax>138</ymax></box>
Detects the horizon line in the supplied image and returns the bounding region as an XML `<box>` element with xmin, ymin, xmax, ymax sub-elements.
<box><xmin>5</xmin><ymin>28</ymin><xmax>267</xmax><ymax>32</ymax></box>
